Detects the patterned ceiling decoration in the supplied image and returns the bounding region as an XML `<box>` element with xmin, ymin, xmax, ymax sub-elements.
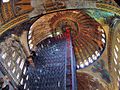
<box><xmin>77</xmin><ymin>72</ymin><xmax>105</xmax><ymax>90</ymax></box>
<box><xmin>0</xmin><ymin>0</ymin><xmax>33</xmax><ymax>26</ymax></box>
<box><xmin>43</xmin><ymin>0</ymin><xmax>67</xmax><ymax>12</ymax></box>
<box><xmin>29</xmin><ymin>9</ymin><xmax>106</xmax><ymax>69</ymax></box>
<box><xmin>0</xmin><ymin>0</ymin><xmax>120</xmax><ymax>90</ymax></box>
<box><xmin>86</xmin><ymin>9</ymin><xmax>115</xmax><ymax>20</ymax></box>
<box><xmin>14</xmin><ymin>0</ymin><xmax>33</xmax><ymax>15</ymax></box>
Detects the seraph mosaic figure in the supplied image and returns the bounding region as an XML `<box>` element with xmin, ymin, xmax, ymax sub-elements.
<box><xmin>92</xmin><ymin>59</ymin><xmax>111</xmax><ymax>83</ymax></box>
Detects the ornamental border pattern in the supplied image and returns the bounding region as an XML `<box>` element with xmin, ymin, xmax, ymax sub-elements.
<box><xmin>0</xmin><ymin>3</ymin><xmax>120</xmax><ymax>35</ymax></box>
<box><xmin>0</xmin><ymin>14</ymin><xmax>29</xmax><ymax>36</ymax></box>
<box><xmin>96</xmin><ymin>3</ymin><xmax>120</xmax><ymax>16</ymax></box>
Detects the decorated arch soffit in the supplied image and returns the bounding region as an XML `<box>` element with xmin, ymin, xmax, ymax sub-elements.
<box><xmin>0</xmin><ymin>1</ymin><xmax>120</xmax><ymax>36</ymax></box>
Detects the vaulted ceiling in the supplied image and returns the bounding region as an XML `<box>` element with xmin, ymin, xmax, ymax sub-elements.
<box><xmin>0</xmin><ymin>0</ymin><xmax>120</xmax><ymax>90</ymax></box>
